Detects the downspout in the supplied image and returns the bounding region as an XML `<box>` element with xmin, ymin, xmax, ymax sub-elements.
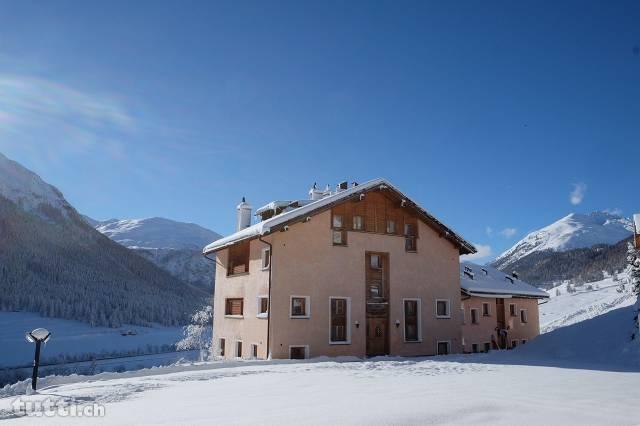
<box><xmin>258</xmin><ymin>235</ymin><xmax>273</xmax><ymax>360</ymax></box>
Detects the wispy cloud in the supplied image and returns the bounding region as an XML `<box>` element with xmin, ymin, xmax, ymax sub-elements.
<box><xmin>569</xmin><ymin>182</ymin><xmax>587</xmax><ymax>205</ymax></box>
<box><xmin>499</xmin><ymin>227</ymin><xmax>517</xmax><ymax>238</ymax></box>
<box><xmin>485</xmin><ymin>226</ymin><xmax>493</xmax><ymax>237</ymax></box>
<box><xmin>604</xmin><ymin>208</ymin><xmax>622</xmax><ymax>216</ymax></box>
<box><xmin>0</xmin><ymin>74</ymin><xmax>135</xmax><ymax>163</ymax></box>
<box><xmin>460</xmin><ymin>243</ymin><xmax>492</xmax><ymax>262</ymax></box>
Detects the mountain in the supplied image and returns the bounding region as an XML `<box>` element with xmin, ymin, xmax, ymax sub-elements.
<box><xmin>493</xmin><ymin>212</ymin><xmax>633</xmax><ymax>271</ymax></box>
<box><xmin>0</xmin><ymin>152</ymin><xmax>207</xmax><ymax>327</ymax></box>
<box><xmin>90</xmin><ymin>217</ymin><xmax>220</xmax><ymax>290</ymax></box>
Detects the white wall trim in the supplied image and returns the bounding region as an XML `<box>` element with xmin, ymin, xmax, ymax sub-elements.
<box><xmin>329</xmin><ymin>296</ymin><xmax>352</xmax><ymax>344</ymax></box>
<box><xmin>402</xmin><ymin>298</ymin><xmax>422</xmax><ymax>343</ymax></box>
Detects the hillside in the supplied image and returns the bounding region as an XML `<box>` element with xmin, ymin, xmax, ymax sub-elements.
<box><xmin>91</xmin><ymin>218</ymin><xmax>220</xmax><ymax>290</ymax></box>
<box><xmin>493</xmin><ymin>212</ymin><xmax>632</xmax><ymax>271</ymax></box>
<box><xmin>0</xmin><ymin>153</ymin><xmax>207</xmax><ymax>327</ymax></box>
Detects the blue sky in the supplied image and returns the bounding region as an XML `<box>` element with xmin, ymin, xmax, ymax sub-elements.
<box><xmin>0</xmin><ymin>0</ymin><xmax>638</xmax><ymax>261</ymax></box>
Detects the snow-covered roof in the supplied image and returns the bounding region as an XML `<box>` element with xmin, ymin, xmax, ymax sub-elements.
<box><xmin>634</xmin><ymin>213</ymin><xmax>640</xmax><ymax>234</ymax></box>
<box><xmin>203</xmin><ymin>178</ymin><xmax>476</xmax><ymax>254</ymax></box>
<box><xmin>460</xmin><ymin>261</ymin><xmax>549</xmax><ymax>298</ymax></box>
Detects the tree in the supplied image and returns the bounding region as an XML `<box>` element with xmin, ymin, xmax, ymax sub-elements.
<box><xmin>176</xmin><ymin>305</ymin><xmax>213</xmax><ymax>361</ymax></box>
<box><xmin>627</xmin><ymin>242</ymin><xmax>640</xmax><ymax>296</ymax></box>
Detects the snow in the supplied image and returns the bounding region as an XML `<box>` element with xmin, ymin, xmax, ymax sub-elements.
<box><xmin>204</xmin><ymin>178</ymin><xmax>475</xmax><ymax>254</ymax></box>
<box><xmin>93</xmin><ymin>217</ymin><xmax>220</xmax><ymax>250</ymax></box>
<box><xmin>494</xmin><ymin>212</ymin><xmax>633</xmax><ymax>268</ymax></box>
<box><xmin>1</xmin><ymin>297</ymin><xmax>638</xmax><ymax>424</ymax></box>
<box><xmin>539</xmin><ymin>276</ymin><xmax>636</xmax><ymax>333</ymax></box>
<box><xmin>0</xmin><ymin>312</ymin><xmax>184</xmax><ymax>368</ymax></box>
<box><xmin>0</xmin><ymin>152</ymin><xmax>71</xmax><ymax>217</ymax></box>
<box><xmin>460</xmin><ymin>262</ymin><xmax>548</xmax><ymax>298</ymax></box>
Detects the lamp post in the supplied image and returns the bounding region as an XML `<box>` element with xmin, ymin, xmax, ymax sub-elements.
<box><xmin>25</xmin><ymin>328</ymin><xmax>51</xmax><ymax>391</ymax></box>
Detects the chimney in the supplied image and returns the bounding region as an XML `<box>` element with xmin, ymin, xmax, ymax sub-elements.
<box><xmin>236</xmin><ymin>197</ymin><xmax>252</xmax><ymax>231</ymax></box>
<box><xmin>511</xmin><ymin>271</ymin><xmax>519</xmax><ymax>280</ymax></box>
<box><xmin>336</xmin><ymin>181</ymin><xmax>348</xmax><ymax>192</ymax></box>
<box><xmin>309</xmin><ymin>183</ymin><xmax>324</xmax><ymax>201</ymax></box>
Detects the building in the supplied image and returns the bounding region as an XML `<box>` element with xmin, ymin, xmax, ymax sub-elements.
<box><xmin>204</xmin><ymin>178</ymin><xmax>478</xmax><ymax>359</ymax></box>
<box><xmin>634</xmin><ymin>213</ymin><xmax>640</xmax><ymax>249</ymax></box>
<box><xmin>459</xmin><ymin>262</ymin><xmax>548</xmax><ymax>353</ymax></box>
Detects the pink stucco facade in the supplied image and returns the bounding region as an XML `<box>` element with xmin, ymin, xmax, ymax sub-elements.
<box><xmin>212</xmin><ymin>208</ymin><xmax>464</xmax><ymax>359</ymax></box>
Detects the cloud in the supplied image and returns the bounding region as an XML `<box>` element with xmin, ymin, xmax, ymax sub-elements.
<box><xmin>604</xmin><ymin>208</ymin><xmax>622</xmax><ymax>216</ymax></box>
<box><xmin>0</xmin><ymin>74</ymin><xmax>135</xmax><ymax>163</ymax></box>
<box><xmin>499</xmin><ymin>227</ymin><xmax>517</xmax><ymax>238</ymax></box>
<box><xmin>460</xmin><ymin>243</ymin><xmax>492</xmax><ymax>262</ymax></box>
<box><xmin>569</xmin><ymin>182</ymin><xmax>587</xmax><ymax>205</ymax></box>
<box><xmin>485</xmin><ymin>226</ymin><xmax>493</xmax><ymax>237</ymax></box>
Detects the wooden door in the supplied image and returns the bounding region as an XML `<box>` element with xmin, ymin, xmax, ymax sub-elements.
<box><xmin>366</xmin><ymin>317</ymin><xmax>388</xmax><ymax>357</ymax></box>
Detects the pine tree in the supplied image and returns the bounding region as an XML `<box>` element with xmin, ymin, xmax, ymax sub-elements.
<box><xmin>627</xmin><ymin>242</ymin><xmax>640</xmax><ymax>295</ymax></box>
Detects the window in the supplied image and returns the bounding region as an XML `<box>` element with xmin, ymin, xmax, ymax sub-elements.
<box><xmin>437</xmin><ymin>341</ymin><xmax>450</xmax><ymax>355</ymax></box>
<box><xmin>290</xmin><ymin>296</ymin><xmax>310</xmax><ymax>318</ymax></box>
<box><xmin>332</xmin><ymin>214</ymin><xmax>344</xmax><ymax>229</ymax></box>
<box><xmin>484</xmin><ymin>342</ymin><xmax>491</xmax><ymax>352</ymax></box>
<box><xmin>353</xmin><ymin>215</ymin><xmax>364</xmax><ymax>231</ymax></box>
<box><xmin>509</xmin><ymin>303</ymin><xmax>517</xmax><ymax>317</ymax></box>
<box><xmin>235</xmin><ymin>341</ymin><xmax>243</xmax><ymax>358</ymax></box>
<box><xmin>261</xmin><ymin>248</ymin><xmax>270</xmax><ymax>270</ymax></box>
<box><xmin>290</xmin><ymin>346</ymin><xmax>307</xmax><ymax>359</ymax></box>
<box><xmin>332</xmin><ymin>230</ymin><xmax>346</xmax><ymax>245</ymax></box>
<box><xmin>251</xmin><ymin>344</ymin><xmax>258</xmax><ymax>359</ymax></box>
<box><xmin>404</xmin><ymin>299</ymin><xmax>421</xmax><ymax>342</ymax></box>
<box><xmin>511</xmin><ymin>340</ymin><xmax>518</xmax><ymax>348</ymax></box>
<box><xmin>219</xmin><ymin>338</ymin><xmax>225</xmax><ymax>357</ymax></box>
<box><xmin>521</xmin><ymin>339</ymin><xmax>527</xmax><ymax>345</ymax></box>
<box><xmin>370</xmin><ymin>254</ymin><xmax>382</xmax><ymax>269</ymax></box>
<box><xmin>257</xmin><ymin>296</ymin><xmax>269</xmax><ymax>318</ymax></box>
<box><xmin>471</xmin><ymin>308</ymin><xmax>479</xmax><ymax>324</ymax></box>
<box><xmin>225</xmin><ymin>298</ymin><xmax>244</xmax><ymax>316</ymax></box>
<box><xmin>386</xmin><ymin>220</ymin><xmax>396</xmax><ymax>234</ymax></box>
<box><xmin>520</xmin><ymin>309</ymin><xmax>528</xmax><ymax>323</ymax></box>
<box><xmin>472</xmin><ymin>343</ymin><xmax>479</xmax><ymax>353</ymax></box>
<box><xmin>227</xmin><ymin>240</ymin><xmax>250</xmax><ymax>276</ymax></box>
<box><xmin>435</xmin><ymin>299</ymin><xmax>450</xmax><ymax>318</ymax></box>
<box><xmin>330</xmin><ymin>297</ymin><xmax>350</xmax><ymax>344</ymax></box>
<box><xmin>404</xmin><ymin>223</ymin><xmax>417</xmax><ymax>252</ymax></box>
<box><xmin>482</xmin><ymin>303</ymin><xmax>491</xmax><ymax>316</ymax></box>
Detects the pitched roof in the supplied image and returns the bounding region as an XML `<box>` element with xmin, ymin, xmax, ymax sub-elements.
<box><xmin>203</xmin><ymin>178</ymin><xmax>476</xmax><ymax>254</ymax></box>
<box><xmin>460</xmin><ymin>261</ymin><xmax>548</xmax><ymax>298</ymax></box>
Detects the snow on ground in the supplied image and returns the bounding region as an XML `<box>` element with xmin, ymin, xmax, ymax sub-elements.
<box><xmin>0</xmin><ymin>304</ymin><xmax>638</xmax><ymax>425</ymax></box>
<box><xmin>0</xmin><ymin>312</ymin><xmax>184</xmax><ymax>368</ymax></box>
<box><xmin>539</xmin><ymin>276</ymin><xmax>635</xmax><ymax>333</ymax></box>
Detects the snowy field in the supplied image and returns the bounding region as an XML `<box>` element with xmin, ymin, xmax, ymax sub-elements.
<box><xmin>539</xmin><ymin>277</ymin><xmax>635</xmax><ymax>333</ymax></box>
<box><xmin>0</xmin><ymin>312</ymin><xmax>184</xmax><ymax>368</ymax></box>
<box><xmin>0</xmin><ymin>304</ymin><xmax>638</xmax><ymax>425</ymax></box>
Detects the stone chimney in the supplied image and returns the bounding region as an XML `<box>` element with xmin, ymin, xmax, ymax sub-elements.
<box><xmin>236</xmin><ymin>197</ymin><xmax>252</xmax><ymax>231</ymax></box>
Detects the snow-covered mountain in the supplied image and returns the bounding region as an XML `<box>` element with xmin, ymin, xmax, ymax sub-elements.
<box><xmin>0</xmin><ymin>152</ymin><xmax>206</xmax><ymax>327</ymax></box>
<box><xmin>90</xmin><ymin>218</ymin><xmax>220</xmax><ymax>290</ymax></box>
<box><xmin>493</xmin><ymin>212</ymin><xmax>633</xmax><ymax>270</ymax></box>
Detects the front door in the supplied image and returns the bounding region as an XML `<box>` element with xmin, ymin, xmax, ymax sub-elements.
<box><xmin>366</xmin><ymin>316</ymin><xmax>388</xmax><ymax>357</ymax></box>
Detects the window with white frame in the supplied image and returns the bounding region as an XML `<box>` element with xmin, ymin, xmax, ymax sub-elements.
<box><xmin>482</xmin><ymin>302</ymin><xmax>491</xmax><ymax>317</ymax></box>
<box><xmin>330</xmin><ymin>297</ymin><xmax>351</xmax><ymax>344</ymax></box>
<box><xmin>509</xmin><ymin>303</ymin><xmax>517</xmax><ymax>317</ymax></box>
<box><xmin>437</xmin><ymin>341</ymin><xmax>450</xmax><ymax>355</ymax></box>
<box><xmin>290</xmin><ymin>296</ymin><xmax>310</xmax><ymax>318</ymax></box>
<box><xmin>261</xmin><ymin>248</ymin><xmax>271</xmax><ymax>270</ymax></box>
<box><xmin>257</xmin><ymin>296</ymin><xmax>269</xmax><ymax>318</ymax></box>
<box><xmin>403</xmin><ymin>299</ymin><xmax>421</xmax><ymax>342</ymax></box>
<box><xmin>471</xmin><ymin>308</ymin><xmax>479</xmax><ymax>324</ymax></box>
<box><xmin>520</xmin><ymin>309</ymin><xmax>528</xmax><ymax>323</ymax></box>
<box><xmin>435</xmin><ymin>299</ymin><xmax>451</xmax><ymax>318</ymax></box>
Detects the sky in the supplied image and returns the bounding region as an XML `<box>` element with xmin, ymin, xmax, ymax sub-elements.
<box><xmin>0</xmin><ymin>0</ymin><xmax>638</xmax><ymax>262</ymax></box>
